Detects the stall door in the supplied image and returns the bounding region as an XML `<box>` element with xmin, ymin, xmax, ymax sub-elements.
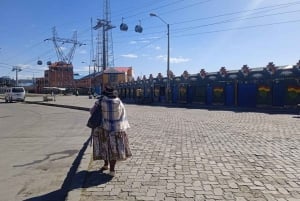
<box><xmin>272</xmin><ymin>83</ymin><xmax>285</xmax><ymax>106</ymax></box>
<box><xmin>225</xmin><ymin>84</ymin><xmax>235</xmax><ymax>106</ymax></box>
<box><xmin>153</xmin><ymin>85</ymin><xmax>160</xmax><ymax>102</ymax></box>
<box><xmin>238</xmin><ymin>83</ymin><xmax>256</xmax><ymax>107</ymax></box>
<box><xmin>172</xmin><ymin>85</ymin><xmax>178</xmax><ymax>104</ymax></box>
<box><xmin>159</xmin><ymin>86</ymin><xmax>166</xmax><ymax>102</ymax></box>
<box><xmin>179</xmin><ymin>85</ymin><xmax>187</xmax><ymax>103</ymax></box>
<box><xmin>187</xmin><ymin>85</ymin><xmax>193</xmax><ymax>104</ymax></box>
<box><xmin>206</xmin><ymin>86</ymin><xmax>213</xmax><ymax>105</ymax></box>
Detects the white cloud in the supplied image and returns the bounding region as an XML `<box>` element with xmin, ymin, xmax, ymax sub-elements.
<box><xmin>156</xmin><ymin>55</ymin><xmax>164</xmax><ymax>59</ymax></box>
<box><xmin>129</xmin><ymin>39</ymin><xmax>150</xmax><ymax>45</ymax></box>
<box><xmin>18</xmin><ymin>64</ymin><xmax>31</xmax><ymax>68</ymax></box>
<box><xmin>147</xmin><ymin>44</ymin><xmax>161</xmax><ymax>50</ymax></box>
<box><xmin>78</xmin><ymin>49</ymin><xmax>87</xmax><ymax>54</ymax></box>
<box><xmin>171</xmin><ymin>57</ymin><xmax>190</xmax><ymax>64</ymax></box>
<box><xmin>156</xmin><ymin>55</ymin><xmax>190</xmax><ymax>64</ymax></box>
<box><xmin>140</xmin><ymin>40</ymin><xmax>150</xmax><ymax>43</ymax></box>
<box><xmin>121</xmin><ymin>54</ymin><xmax>138</xmax><ymax>58</ymax></box>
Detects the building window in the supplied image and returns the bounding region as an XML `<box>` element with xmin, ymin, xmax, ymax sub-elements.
<box><xmin>109</xmin><ymin>74</ymin><xmax>118</xmax><ymax>83</ymax></box>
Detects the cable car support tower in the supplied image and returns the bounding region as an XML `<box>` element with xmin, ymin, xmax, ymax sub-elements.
<box><xmin>93</xmin><ymin>0</ymin><xmax>115</xmax><ymax>72</ymax></box>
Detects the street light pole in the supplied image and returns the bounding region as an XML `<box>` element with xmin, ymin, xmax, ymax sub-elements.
<box><xmin>89</xmin><ymin>64</ymin><xmax>91</xmax><ymax>93</ymax></box>
<box><xmin>150</xmin><ymin>13</ymin><xmax>170</xmax><ymax>101</ymax></box>
<box><xmin>167</xmin><ymin>23</ymin><xmax>170</xmax><ymax>84</ymax></box>
<box><xmin>92</xmin><ymin>59</ymin><xmax>96</xmax><ymax>96</ymax></box>
<box><xmin>82</xmin><ymin>61</ymin><xmax>92</xmax><ymax>98</ymax></box>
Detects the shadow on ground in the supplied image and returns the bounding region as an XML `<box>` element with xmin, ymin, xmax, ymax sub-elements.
<box><xmin>23</xmin><ymin>136</ymin><xmax>112</xmax><ymax>201</ymax></box>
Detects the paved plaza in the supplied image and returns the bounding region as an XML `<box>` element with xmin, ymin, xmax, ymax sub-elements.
<box><xmin>24</xmin><ymin>95</ymin><xmax>300</xmax><ymax>201</ymax></box>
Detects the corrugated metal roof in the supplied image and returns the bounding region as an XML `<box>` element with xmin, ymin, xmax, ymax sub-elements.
<box><xmin>104</xmin><ymin>68</ymin><xmax>122</xmax><ymax>74</ymax></box>
<box><xmin>114</xmin><ymin>67</ymin><xmax>131</xmax><ymax>73</ymax></box>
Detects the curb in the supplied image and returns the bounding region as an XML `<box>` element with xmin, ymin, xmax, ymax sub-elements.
<box><xmin>65</xmin><ymin>140</ymin><xmax>92</xmax><ymax>201</ymax></box>
<box><xmin>25</xmin><ymin>101</ymin><xmax>89</xmax><ymax>111</ymax></box>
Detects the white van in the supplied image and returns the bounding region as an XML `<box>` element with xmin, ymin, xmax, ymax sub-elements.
<box><xmin>5</xmin><ymin>87</ymin><xmax>26</xmax><ymax>102</ymax></box>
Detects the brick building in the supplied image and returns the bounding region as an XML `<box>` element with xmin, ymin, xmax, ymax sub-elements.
<box><xmin>35</xmin><ymin>61</ymin><xmax>74</xmax><ymax>93</ymax></box>
<box><xmin>47</xmin><ymin>62</ymin><xmax>74</xmax><ymax>88</ymax></box>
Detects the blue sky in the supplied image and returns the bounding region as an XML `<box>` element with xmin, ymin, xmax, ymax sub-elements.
<box><xmin>1</xmin><ymin>0</ymin><xmax>300</xmax><ymax>80</ymax></box>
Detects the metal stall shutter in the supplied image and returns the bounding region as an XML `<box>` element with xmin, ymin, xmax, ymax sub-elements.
<box><xmin>238</xmin><ymin>83</ymin><xmax>257</xmax><ymax>107</ymax></box>
<box><xmin>272</xmin><ymin>82</ymin><xmax>285</xmax><ymax>106</ymax></box>
<box><xmin>225</xmin><ymin>84</ymin><xmax>235</xmax><ymax>106</ymax></box>
<box><xmin>206</xmin><ymin>85</ymin><xmax>213</xmax><ymax>105</ymax></box>
<box><xmin>172</xmin><ymin>85</ymin><xmax>178</xmax><ymax>104</ymax></box>
<box><xmin>187</xmin><ymin>85</ymin><xmax>193</xmax><ymax>104</ymax></box>
<box><xmin>192</xmin><ymin>85</ymin><xmax>206</xmax><ymax>104</ymax></box>
<box><xmin>179</xmin><ymin>85</ymin><xmax>187</xmax><ymax>103</ymax></box>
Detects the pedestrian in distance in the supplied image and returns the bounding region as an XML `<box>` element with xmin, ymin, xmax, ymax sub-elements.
<box><xmin>90</xmin><ymin>85</ymin><xmax>132</xmax><ymax>177</ymax></box>
<box><xmin>51</xmin><ymin>90</ymin><xmax>56</xmax><ymax>101</ymax></box>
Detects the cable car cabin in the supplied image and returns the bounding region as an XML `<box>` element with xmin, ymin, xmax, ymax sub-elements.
<box><xmin>120</xmin><ymin>23</ymin><xmax>128</xmax><ymax>31</ymax></box>
<box><xmin>135</xmin><ymin>25</ymin><xmax>143</xmax><ymax>33</ymax></box>
<box><xmin>37</xmin><ymin>60</ymin><xmax>43</xmax><ymax>65</ymax></box>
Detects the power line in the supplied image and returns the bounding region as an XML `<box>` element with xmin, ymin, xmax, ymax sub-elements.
<box><xmin>172</xmin><ymin>19</ymin><xmax>300</xmax><ymax>38</ymax></box>
<box><xmin>109</xmin><ymin>2</ymin><xmax>300</xmax><ymax>70</ymax></box>
<box><xmin>4</xmin><ymin>40</ymin><xmax>45</xmax><ymax>62</ymax></box>
<box><xmin>115</xmin><ymin>16</ymin><xmax>300</xmax><ymax>58</ymax></box>
<box><xmin>111</xmin><ymin>0</ymin><xmax>184</xmax><ymax>21</ymax></box>
<box><xmin>172</xmin><ymin>9</ymin><xmax>300</xmax><ymax>33</ymax></box>
<box><xmin>149</xmin><ymin>0</ymin><xmax>214</xmax><ymax>18</ymax></box>
<box><xmin>172</xmin><ymin>1</ymin><xmax>300</xmax><ymax>26</ymax></box>
<box><xmin>110</xmin><ymin>1</ymin><xmax>300</xmax><ymax>39</ymax></box>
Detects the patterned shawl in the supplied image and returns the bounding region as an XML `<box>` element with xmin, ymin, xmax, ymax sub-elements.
<box><xmin>101</xmin><ymin>96</ymin><xmax>130</xmax><ymax>132</ymax></box>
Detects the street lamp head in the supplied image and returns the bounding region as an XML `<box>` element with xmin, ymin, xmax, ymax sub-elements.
<box><xmin>149</xmin><ymin>13</ymin><xmax>168</xmax><ymax>25</ymax></box>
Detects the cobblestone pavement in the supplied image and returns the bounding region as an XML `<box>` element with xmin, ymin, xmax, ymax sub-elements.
<box><xmin>79</xmin><ymin>105</ymin><xmax>300</xmax><ymax>201</ymax></box>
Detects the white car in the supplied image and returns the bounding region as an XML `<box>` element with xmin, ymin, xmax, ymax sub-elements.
<box><xmin>5</xmin><ymin>87</ymin><xmax>26</xmax><ymax>102</ymax></box>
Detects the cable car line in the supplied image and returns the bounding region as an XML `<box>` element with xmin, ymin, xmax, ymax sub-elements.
<box><xmin>172</xmin><ymin>18</ymin><xmax>300</xmax><ymax>38</ymax></box>
<box><xmin>172</xmin><ymin>1</ymin><xmax>300</xmax><ymax>26</ymax></box>
<box><xmin>172</xmin><ymin>9</ymin><xmax>300</xmax><ymax>33</ymax></box>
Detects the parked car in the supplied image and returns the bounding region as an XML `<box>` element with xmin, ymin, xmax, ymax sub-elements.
<box><xmin>5</xmin><ymin>87</ymin><xmax>26</xmax><ymax>102</ymax></box>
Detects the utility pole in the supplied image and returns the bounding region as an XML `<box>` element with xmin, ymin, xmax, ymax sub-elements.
<box><xmin>12</xmin><ymin>66</ymin><xmax>22</xmax><ymax>86</ymax></box>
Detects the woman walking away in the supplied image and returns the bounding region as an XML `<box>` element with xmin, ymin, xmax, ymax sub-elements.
<box><xmin>93</xmin><ymin>85</ymin><xmax>132</xmax><ymax>177</ymax></box>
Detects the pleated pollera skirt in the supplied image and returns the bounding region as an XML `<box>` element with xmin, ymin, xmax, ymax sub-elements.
<box><xmin>92</xmin><ymin>127</ymin><xmax>132</xmax><ymax>161</ymax></box>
